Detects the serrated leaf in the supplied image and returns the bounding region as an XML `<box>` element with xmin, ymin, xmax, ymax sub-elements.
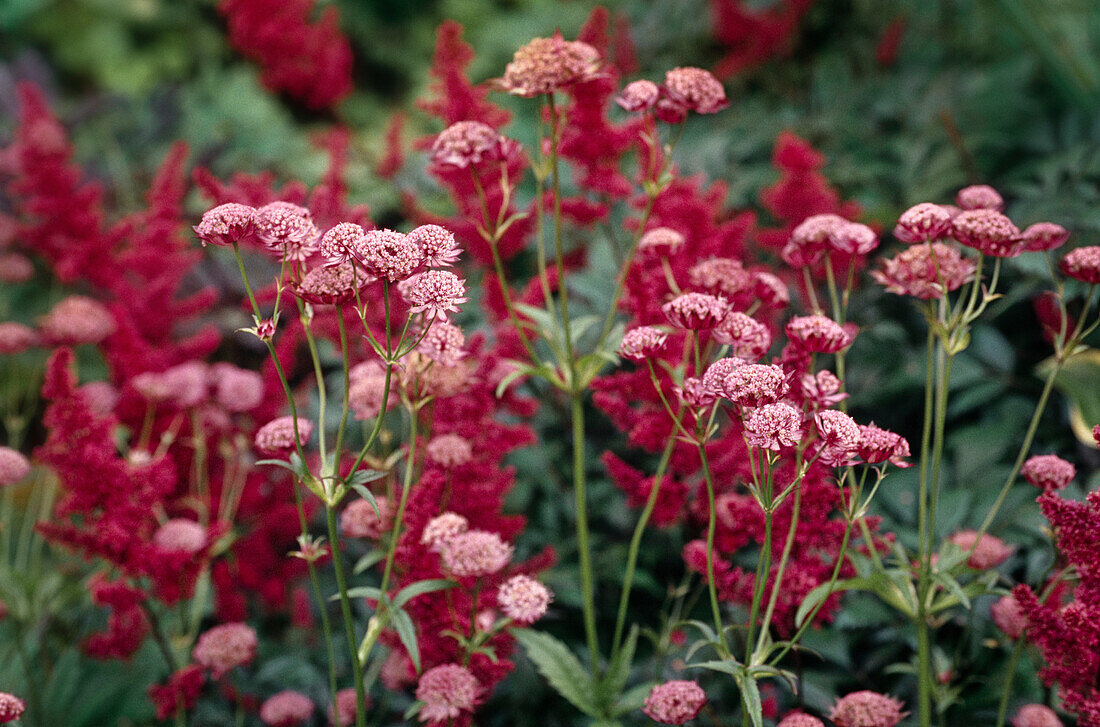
<box><xmin>349</xmin><ymin>484</ymin><xmax>381</xmax><ymax>519</ymax></box>
<box><xmin>347</xmin><ymin>469</ymin><xmax>387</xmax><ymax>487</ymax></box>
<box><xmin>599</xmin><ymin>626</ymin><xmax>637</xmax><ymax>709</ymax></box>
<box><xmin>393</xmin><ymin>579</ymin><xmax>454</xmax><ymax>609</ymax></box>
<box><xmin>392</xmin><ymin>607</ymin><xmax>421</xmax><ymax>672</ymax></box>
<box><xmin>513</xmin><ymin>629</ymin><xmax>599</xmax><ymax>716</ymax></box>
<box><xmin>736</xmin><ymin>671</ymin><xmax>764</xmax><ymax>727</ymax></box>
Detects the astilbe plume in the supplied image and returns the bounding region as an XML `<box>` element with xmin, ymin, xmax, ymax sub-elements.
<box><xmin>709</xmin><ymin>0</ymin><xmax>815</xmax><ymax>78</ymax></box>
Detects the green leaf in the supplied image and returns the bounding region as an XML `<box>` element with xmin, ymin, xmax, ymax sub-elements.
<box><xmin>688</xmin><ymin>659</ymin><xmax>742</xmax><ymax>677</ymax></box>
<box><xmin>612</xmin><ymin>682</ymin><xmax>654</xmax><ymax>717</ymax></box>
<box><xmin>736</xmin><ymin>671</ymin><xmax>764</xmax><ymax>727</ymax></box>
<box><xmin>255</xmin><ymin>458</ymin><xmax>295</xmax><ymax>471</ymax></box>
<box><xmin>1040</xmin><ymin>348</ymin><xmax>1100</xmax><ymax>444</ymax></box>
<box><xmin>392</xmin><ymin>607</ymin><xmax>421</xmax><ymax>673</ymax></box>
<box><xmin>795</xmin><ymin>577</ymin><xmax>866</xmax><ymax>627</ymax></box>
<box><xmin>513</xmin><ymin>629</ymin><xmax>599</xmax><ymax>716</ymax></box>
<box><xmin>353</xmin><ymin>550</ymin><xmax>384</xmax><ymax>575</ymax></box>
<box><xmin>930</xmin><ymin>570</ymin><xmax>971</xmax><ymax>611</ymax></box>
<box><xmin>336</xmin><ymin>586</ymin><xmax>381</xmax><ymax>602</ymax></box>
<box><xmin>403</xmin><ymin>700</ymin><xmax>424</xmax><ymax>720</ymax></box>
<box><xmin>599</xmin><ymin>626</ymin><xmax>637</xmax><ymax>710</ymax></box>
<box><xmin>393</xmin><ymin>579</ymin><xmax>455</xmax><ymax>609</ymax></box>
<box><xmin>349</xmin><ymin>484</ymin><xmax>381</xmax><ymax>519</ymax></box>
<box><xmin>347</xmin><ymin>469</ymin><xmax>387</xmax><ymax>487</ymax></box>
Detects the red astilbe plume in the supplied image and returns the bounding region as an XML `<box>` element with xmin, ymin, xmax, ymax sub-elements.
<box><xmin>416</xmin><ymin>20</ymin><xmax>511</xmax><ymax>129</ymax></box>
<box><xmin>709</xmin><ymin>0</ymin><xmax>815</xmax><ymax>79</ymax></box>
<box><xmin>376</xmin><ymin>112</ymin><xmax>407</xmax><ymax>180</ymax></box>
<box><xmin>84</xmin><ymin>575</ymin><xmax>150</xmax><ymax>660</ymax></box>
<box><xmin>218</xmin><ymin>0</ymin><xmax>352</xmax><ymax>111</ymax></box>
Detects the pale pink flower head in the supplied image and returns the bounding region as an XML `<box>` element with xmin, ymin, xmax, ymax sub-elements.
<box><xmin>194</xmin><ymin>202</ymin><xmax>256</xmax><ymax>247</ymax></box>
<box><xmin>417</xmin><ymin>321</ymin><xmax>468</xmax><ymax>367</ymax></box>
<box><xmin>348</xmin><ymin>361</ymin><xmax>396</xmax><ymax>421</ymax></box>
<box><xmin>0</xmin><ymin>692</ymin><xmax>25</xmax><ymax>724</ymax></box>
<box><xmin>426</xmin><ymin>433</ymin><xmax>473</xmax><ymax>468</ymax></box>
<box><xmin>952</xmin><ymin>209</ymin><xmax>1023</xmax><ymax>257</ymax></box>
<box><xmin>638</xmin><ymin>227</ymin><xmax>686</xmax><ymax>257</ymax></box>
<box><xmin>341</xmin><ymin>496</ymin><xmax>391</xmax><ymax>540</ymax></box>
<box><xmin>701</xmin><ymin>357</ymin><xmax>744</xmax><ymax>399</ymax></box>
<box><xmin>0</xmin><ymin>252</ymin><xmax>34</xmax><ymax>283</ymax></box>
<box><xmin>431</xmin><ymin>121</ymin><xmax>512</xmax><ymax>169</ymax></box>
<box><xmin>353</xmin><ymin>229</ymin><xmax>424</xmax><ymax>282</ymax></box>
<box><xmin>402</xmin><ymin>270</ymin><xmax>468</xmax><ymax>318</ymax></box>
<box><xmin>497</xmin><ymin>575</ymin><xmax>552</xmax><ymax>624</ymax></box>
<box><xmin>408</xmin><ymin>224</ymin><xmax>461</xmax><ymax>267</ymax></box>
<box><xmin>80</xmin><ymin>381</ymin><xmax>119</xmax><ymax>415</ymax></box>
<box><xmin>829</xmin><ymin>691</ymin><xmax>905</xmax><ymax>727</ymax></box>
<box><xmin>259</xmin><ymin>690</ymin><xmax>313</xmax><ymax>727</ymax></box>
<box><xmin>319</xmin><ymin>222</ymin><xmax>365</xmax><ymax>265</ymax></box>
<box><xmin>153</xmin><ymin>519</ymin><xmax>207</xmax><ymax>554</ymax></box>
<box><xmin>441</xmin><ymin>530</ymin><xmax>513</xmax><ymax>577</ymax></box>
<box><xmin>786</xmin><ymin>314</ymin><xmax>853</xmax><ymax>354</ymax></box>
<box><xmin>476</xmin><ymin>609</ymin><xmax>497</xmax><ymax>633</ymax></box>
<box><xmin>329</xmin><ymin>687</ymin><xmax>363</xmax><ymax>727</ymax></box>
<box><xmin>744</xmin><ymin>402</ymin><xmax>803</xmax><ymax>451</ymax></box>
<box><xmin>713</xmin><ymin>312</ymin><xmax>770</xmax><ymax>361</ymax></box>
<box><xmin>947</xmin><ymin>530</ymin><xmax>1014</xmax><ymax>569</ymax></box>
<box><xmin>784</xmin><ymin>214</ymin><xmax>847</xmax><ymax>267</ymax></box>
<box><xmin>777</xmin><ymin>712</ymin><xmax>825</xmax><ymax>727</ymax></box>
<box><xmin>723</xmin><ymin>363</ymin><xmax>789</xmax><ymax>408</ymax></box>
<box><xmin>0</xmin><ymin>322</ymin><xmax>37</xmax><ymax>355</ymax></box>
<box><xmin>857</xmin><ymin>423</ymin><xmax>911</xmax><ymax>467</ymax></box>
<box><xmin>1022</xmin><ymin>222</ymin><xmax>1070</xmax><ymax>253</ymax></box>
<box><xmin>688</xmin><ymin>258</ymin><xmax>752</xmax><ymax>299</ymax></box>
<box><xmin>0</xmin><ymin>447</ymin><xmax>31</xmax><ymax>486</ymax></box>
<box><xmin>1059</xmin><ymin>246</ymin><xmax>1100</xmax><ymax>285</ymax></box>
<box><xmin>872</xmin><ymin>242</ymin><xmax>976</xmax><ymax>299</ymax></box>
<box><xmin>619</xmin><ymin>326</ymin><xmax>668</xmax><ymax>360</ymax></box>
<box><xmin>415</xmin><ymin>664</ymin><xmax>481</xmax><ymax>723</ymax></box>
<box><xmin>752</xmin><ymin>270</ymin><xmax>790</xmax><ymax>309</ymax></box>
<box><xmin>814</xmin><ymin>409</ymin><xmax>861</xmax><ymax>466</ymax></box>
<box><xmin>162</xmin><ymin>361</ymin><xmax>209</xmax><ymax>409</ymax></box>
<box><xmin>210</xmin><ymin>363</ymin><xmax>264</xmax><ymax>413</ymax></box>
<box><xmin>496</xmin><ymin>34</ymin><xmax>601</xmax><ymax>97</ymax></box>
<box><xmin>664</xmin><ymin>67</ymin><xmax>728</xmax><ymax>114</ymax></box>
<box><xmin>894</xmin><ymin>202</ymin><xmax>954</xmax><ymax>243</ymax></box>
<box><xmin>296</xmin><ymin>262</ymin><xmax>365</xmax><ymax>305</ymax></box>
<box><xmin>829</xmin><ymin>221</ymin><xmax>878</xmax><ymax>256</ymax></box>
<box><xmin>800</xmin><ymin>369</ymin><xmax>848</xmax><ymax>408</ymax></box>
<box><xmin>1021</xmin><ymin>454</ymin><xmax>1075</xmax><ymax>492</ymax></box>
<box><xmin>40</xmin><ymin>295</ymin><xmax>116</xmax><ymax>345</ymax></box>
<box><xmin>1011</xmin><ymin>704</ymin><xmax>1062</xmax><ymax>727</ymax></box>
<box><xmin>421</xmin><ymin>512</ymin><xmax>469</xmax><ymax>551</ymax></box>
<box><xmin>956</xmin><ymin>184</ymin><xmax>1004</xmax><ymax>211</ymax></box>
<box><xmin>642</xmin><ymin>680</ymin><xmax>707</xmax><ymax>724</ymax></box>
<box><xmin>254</xmin><ymin>416</ymin><xmax>313</xmax><ymax>456</ymax></box>
<box><xmin>676</xmin><ymin>377</ymin><xmax>713</xmax><ymax>408</ymax></box>
<box><xmin>254</xmin><ymin>201</ymin><xmax>320</xmax><ymax>261</ymax></box>
<box><xmin>192</xmin><ymin>622</ymin><xmax>258</xmax><ymax>678</ymax></box>
<box><xmin>662</xmin><ymin>292</ymin><xmax>728</xmax><ymax>330</ymax></box>
<box><xmin>991</xmin><ymin>592</ymin><xmax>1027</xmax><ymax>639</ymax></box>
<box><xmin>617</xmin><ymin>79</ymin><xmax>660</xmax><ymax>112</ymax></box>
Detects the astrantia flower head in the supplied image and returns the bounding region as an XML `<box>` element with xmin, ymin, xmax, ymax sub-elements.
<box><xmin>254</xmin><ymin>201</ymin><xmax>320</xmax><ymax>261</ymax></box>
<box><xmin>497</xmin><ymin>575</ymin><xmax>552</xmax><ymax>624</ymax></box>
<box><xmin>349</xmin><ymin>361</ymin><xmax>396</xmax><ymax>420</ymax></box>
<box><xmin>829</xmin><ymin>221</ymin><xmax>878</xmax><ymax>255</ymax></box>
<box><xmin>857</xmin><ymin>423</ymin><xmax>911</xmax><ymax>467</ymax></box>
<box><xmin>409</xmin><ymin>224</ymin><xmax>461</xmax><ymax>267</ymax></box>
<box><xmin>956</xmin><ymin>184</ymin><xmax>1004</xmax><ymax>211</ymax></box>
<box><xmin>40</xmin><ymin>295</ymin><xmax>116</xmax><ymax>345</ymax></box>
<box><xmin>744</xmin><ymin>402</ymin><xmax>803</xmax><ymax>450</ymax></box>
<box><xmin>415</xmin><ymin>664</ymin><xmax>481</xmax><ymax>723</ymax></box>
<box><xmin>801</xmin><ymin>370</ymin><xmax>848</xmax><ymax>408</ymax></box>
<box><xmin>0</xmin><ymin>253</ymin><xmax>33</xmax><ymax>283</ymax></box>
<box><xmin>194</xmin><ymin>202</ymin><xmax>256</xmax><ymax>247</ymax></box>
<box><xmin>675</xmin><ymin>377</ymin><xmax>713</xmax><ymax>407</ymax></box>
<box><xmin>829</xmin><ymin>691</ymin><xmax>905</xmax><ymax>727</ymax></box>
<box><xmin>723</xmin><ymin>363</ymin><xmax>789</xmax><ymax>408</ymax></box>
<box><xmin>701</xmin><ymin>357</ymin><xmax>744</xmax><ymax>399</ymax></box>
<box><xmin>642</xmin><ymin>680</ymin><xmax>707</xmax><ymax>724</ymax></box>
<box><xmin>259</xmin><ymin>690</ymin><xmax>313</xmax><ymax>727</ymax></box>
<box><xmin>210</xmin><ymin>363</ymin><xmax>264</xmax><ymax>413</ymax></box>
<box><xmin>495</xmin><ymin>33</ymin><xmax>601</xmax><ymax>97</ymax></box>
<box><xmin>662</xmin><ymin>292</ymin><xmax>728</xmax><ymax>330</ymax></box>
<box><xmin>815</xmin><ymin>409</ymin><xmax>861</xmax><ymax>466</ymax></box>
<box><xmin>872</xmin><ymin>242</ymin><xmax>976</xmax><ymax>299</ymax></box>
<box><xmin>341</xmin><ymin>497</ymin><xmax>391</xmax><ymax>539</ymax></box>
<box><xmin>991</xmin><ymin>593</ymin><xmax>1027</xmax><ymax>639</ymax></box>
<box><xmin>254</xmin><ymin>416</ymin><xmax>313</xmax><ymax>456</ymax></box>
<box><xmin>421</xmin><ymin>512</ymin><xmax>469</xmax><ymax>551</ymax></box>
<box><xmin>329</xmin><ymin>688</ymin><xmax>362</xmax><ymax>727</ymax></box>
<box><xmin>714</xmin><ymin>312</ymin><xmax>770</xmax><ymax>361</ymax></box>
<box><xmin>0</xmin><ymin>447</ymin><xmax>31</xmax><ymax>486</ymax></box>
<box><xmin>951</xmin><ymin>209</ymin><xmax>1023</xmax><ymax>257</ymax></box>
<box><xmin>778</xmin><ymin>712</ymin><xmax>825</xmax><ymax>727</ymax></box>
<box><xmin>441</xmin><ymin>530</ymin><xmax>513</xmax><ymax>577</ymax></box>
<box><xmin>786</xmin><ymin>314</ymin><xmax>853</xmax><ymax>353</ymax></box>
<box><xmin>688</xmin><ymin>258</ymin><xmax>752</xmax><ymax>298</ymax></box>
<box><xmin>319</xmin><ymin>222</ymin><xmax>365</xmax><ymax>265</ymax></box>
<box><xmin>0</xmin><ymin>693</ymin><xmax>25</xmax><ymax>724</ymax></box>
<box><xmin>1021</xmin><ymin>454</ymin><xmax>1075</xmax><ymax>492</ymax></box>
<box><xmin>0</xmin><ymin>322</ymin><xmax>37</xmax><ymax>355</ymax></box>
<box><xmin>663</xmin><ymin>67</ymin><xmax>728</xmax><ymax>114</ymax></box>
<box><xmin>402</xmin><ymin>270</ymin><xmax>468</xmax><ymax>318</ymax></box>
<box><xmin>295</xmin><ymin>262</ymin><xmax>364</xmax><ymax>305</ymax></box>
<box><xmin>947</xmin><ymin>530</ymin><xmax>1014</xmax><ymax>569</ymax></box>
<box><xmin>894</xmin><ymin>202</ymin><xmax>955</xmax><ymax>243</ymax></box>
<box><xmin>619</xmin><ymin>326</ymin><xmax>668</xmax><ymax>360</ymax></box>
<box><xmin>192</xmin><ymin>622</ymin><xmax>258</xmax><ymax>678</ymax></box>
<box><xmin>1059</xmin><ymin>246</ymin><xmax>1100</xmax><ymax>285</ymax></box>
<box><xmin>1011</xmin><ymin>704</ymin><xmax>1063</xmax><ymax>727</ymax></box>
<box><xmin>153</xmin><ymin>519</ymin><xmax>206</xmax><ymax>554</ymax></box>
<box><xmin>784</xmin><ymin>214</ymin><xmax>847</xmax><ymax>267</ymax></box>
<box><xmin>638</xmin><ymin>227</ymin><xmax>686</xmax><ymax>257</ymax></box>
<box><xmin>417</xmin><ymin>321</ymin><xmax>467</xmax><ymax>366</ymax></box>
<box><xmin>617</xmin><ymin>79</ymin><xmax>660</xmax><ymax>112</ymax></box>
<box><xmin>753</xmin><ymin>271</ymin><xmax>790</xmax><ymax>308</ymax></box>
<box><xmin>426</xmin><ymin>433</ymin><xmax>474</xmax><ymax>468</ymax></box>
<box><xmin>1023</xmin><ymin>222</ymin><xmax>1070</xmax><ymax>253</ymax></box>
<box><xmin>352</xmin><ymin>229</ymin><xmax>424</xmax><ymax>282</ymax></box>
<box><xmin>430</xmin><ymin>121</ymin><xmax>513</xmax><ymax>169</ymax></box>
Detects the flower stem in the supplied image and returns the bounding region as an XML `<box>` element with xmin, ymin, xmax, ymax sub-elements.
<box><xmin>571</xmin><ymin>393</ymin><xmax>600</xmax><ymax>676</ymax></box>
<box><xmin>697</xmin><ymin>443</ymin><xmax>728</xmax><ymax>654</ymax></box>
<box><xmin>325</xmin><ymin>503</ymin><xmax>368</xmax><ymax>727</ymax></box>
<box><xmin>994</xmin><ymin>638</ymin><xmax>1025</xmax><ymax>727</ymax></box>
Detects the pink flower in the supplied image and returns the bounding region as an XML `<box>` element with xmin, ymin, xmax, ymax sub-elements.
<box><xmin>319</xmin><ymin>222</ymin><xmax>365</xmax><ymax>265</ymax></box>
<box><xmin>259</xmin><ymin>690</ymin><xmax>313</xmax><ymax>727</ymax></box>
<box><xmin>408</xmin><ymin>224</ymin><xmax>461</xmax><ymax>267</ymax></box>
<box><xmin>153</xmin><ymin>519</ymin><xmax>207</xmax><ymax>554</ymax></box>
<box><xmin>430</xmin><ymin>121</ymin><xmax>512</xmax><ymax>169</ymax></box>
<box><xmin>857</xmin><ymin>424</ymin><xmax>911</xmax><ymax>467</ymax></box>
<box><xmin>786</xmin><ymin>314</ymin><xmax>853</xmax><ymax>353</ymax></box>
<box><xmin>1060</xmin><ymin>246</ymin><xmax>1100</xmax><ymax>285</ymax></box>
<box><xmin>192</xmin><ymin>622</ymin><xmax>258</xmax><ymax>678</ymax></box>
<box><xmin>991</xmin><ymin>593</ymin><xmax>1027</xmax><ymax>640</ymax></box>
<box><xmin>663</xmin><ymin>67</ymin><xmax>728</xmax><ymax>114</ymax></box>
<box><xmin>620</xmin><ymin>326</ymin><xmax>668</xmax><ymax>360</ymax></box>
<box><xmin>872</xmin><ymin>242</ymin><xmax>976</xmax><ymax>299</ymax></box>
<box><xmin>341</xmin><ymin>497</ymin><xmax>391</xmax><ymax>539</ymax></box>
<box><xmin>194</xmin><ymin>202</ymin><xmax>256</xmax><ymax>247</ymax></box>
<box><xmin>814</xmin><ymin>409</ymin><xmax>861</xmax><ymax>466</ymax></box>
<box><xmin>348</xmin><ymin>361</ymin><xmax>396</xmax><ymax>420</ymax></box>
<box><xmin>744</xmin><ymin>402</ymin><xmax>803</xmax><ymax>450</ymax></box>
<box><xmin>0</xmin><ymin>693</ymin><xmax>25</xmax><ymax>724</ymax></box>
<box><xmin>295</xmin><ymin>263</ymin><xmax>365</xmax><ymax>306</ymax></box>
<box><xmin>39</xmin><ymin>295</ymin><xmax>116</xmax><ymax>345</ymax></box>
<box><xmin>800</xmin><ymin>370</ymin><xmax>848</xmax><ymax>408</ymax></box>
<box><xmin>426</xmin><ymin>433</ymin><xmax>473</xmax><ymax>468</ymax></box>
<box><xmin>956</xmin><ymin>184</ymin><xmax>1004</xmax><ymax>211</ymax></box>
<box><xmin>662</xmin><ymin>292</ymin><xmax>728</xmax><ymax>330</ymax></box>
<box><xmin>1023</xmin><ymin>222</ymin><xmax>1070</xmax><ymax>253</ymax></box>
<box><xmin>402</xmin><ymin>270</ymin><xmax>468</xmax><ymax>318</ymax></box>
<box><xmin>753</xmin><ymin>271</ymin><xmax>790</xmax><ymax>308</ymax></box>
<box><xmin>441</xmin><ymin>530</ymin><xmax>513</xmax><ymax>577</ymax></box>
<box><xmin>1021</xmin><ymin>454</ymin><xmax>1075</xmax><ymax>492</ymax></box>
<box><xmin>829</xmin><ymin>221</ymin><xmax>878</xmax><ymax>255</ymax></box>
<box><xmin>783</xmin><ymin>214</ymin><xmax>847</xmax><ymax>267</ymax></box>
<box><xmin>701</xmin><ymin>357</ymin><xmax>744</xmax><ymax>399</ymax></box>
<box><xmin>894</xmin><ymin>203</ymin><xmax>954</xmax><ymax>243</ymax></box>
<box><xmin>689</xmin><ymin>258</ymin><xmax>752</xmax><ymax>299</ymax></box>
<box><xmin>617</xmin><ymin>79</ymin><xmax>660</xmax><ymax>112</ymax></box>
<box><xmin>497</xmin><ymin>575</ymin><xmax>552</xmax><ymax>624</ymax></box>
<box><xmin>0</xmin><ymin>447</ymin><xmax>31</xmax><ymax>486</ymax></box>
<box><xmin>642</xmin><ymin>680</ymin><xmax>707</xmax><ymax>724</ymax></box>
<box><xmin>417</xmin><ymin>321</ymin><xmax>467</xmax><ymax>366</ymax></box>
<box><xmin>676</xmin><ymin>377</ymin><xmax>713</xmax><ymax>407</ymax></box>
<box><xmin>723</xmin><ymin>363</ymin><xmax>789</xmax><ymax>408</ymax></box>
<box><xmin>254</xmin><ymin>416</ymin><xmax>313</xmax><ymax>456</ymax></box>
<box><xmin>0</xmin><ymin>252</ymin><xmax>34</xmax><ymax>283</ymax></box>
<box><xmin>254</xmin><ymin>201</ymin><xmax>320</xmax><ymax>261</ymax></box>
<box><xmin>210</xmin><ymin>363</ymin><xmax>264</xmax><ymax>413</ymax></box>
<box><xmin>1011</xmin><ymin>704</ymin><xmax>1063</xmax><ymax>727</ymax></box>
<box><xmin>829</xmin><ymin>691</ymin><xmax>905</xmax><ymax>727</ymax></box>
<box><xmin>0</xmin><ymin>322</ymin><xmax>37</xmax><ymax>355</ymax></box>
<box><xmin>947</xmin><ymin>530</ymin><xmax>1014</xmax><ymax>569</ymax></box>
<box><xmin>952</xmin><ymin>209</ymin><xmax>1023</xmax><ymax>257</ymax></box>
<box><xmin>415</xmin><ymin>664</ymin><xmax>481</xmax><ymax>723</ymax></box>
<box><xmin>494</xmin><ymin>34</ymin><xmax>601</xmax><ymax>97</ymax></box>
<box><xmin>421</xmin><ymin>512</ymin><xmax>469</xmax><ymax>551</ymax></box>
<box><xmin>352</xmin><ymin>229</ymin><xmax>424</xmax><ymax>282</ymax></box>
<box><xmin>778</xmin><ymin>712</ymin><xmax>825</xmax><ymax>727</ymax></box>
<box><xmin>638</xmin><ymin>227</ymin><xmax>686</xmax><ymax>257</ymax></box>
<box><xmin>329</xmin><ymin>687</ymin><xmax>363</xmax><ymax>727</ymax></box>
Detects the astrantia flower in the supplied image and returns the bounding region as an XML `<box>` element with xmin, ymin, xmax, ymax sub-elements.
<box><xmin>194</xmin><ymin>202</ymin><xmax>256</xmax><ymax>247</ymax></box>
<box><xmin>801</xmin><ymin>370</ymin><xmax>848</xmax><ymax>408</ymax></box>
<box><xmin>1021</xmin><ymin>454</ymin><xmax>1075</xmax><ymax>492</ymax></box>
<box><xmin>153</xmin><ymin>519</ymin><xmax>207</xmax><ymax>554</ymax></box>
<box><xmin>1011</xmin><ymin>704</ymin><xmax>1063</xmax><ymax>727</ymax></box>
<box><xmin>857</xmin><ymin>424</ymin><xmax>911</xmax><ymax>467</ymax></box>
<box><xmin>210</xmin><ymin>363</ymin><xmax>264</xmax><ymax>413</ymax></box>
<box><xmin>638</xmin><ymin>227</ymin><xmax>686</xmax><ymax>257</ymax></box>
<box><xmin>744</xmin><ymin>402</ymin><xmax>803</xmax><ymax>450</ymax></box>
<box><xmin>642</xmin><ymin>680</ymin><xmax>706</xmax><ymax>724</ymax></box>
<box><xmin>329</xmin><ymin>688</ymin><xmax>362</xmax><ymax>727</ymax></box>
<box><xmin>0</xmin><ymin>447</ymin><xmax>31</xmax><ymax>486</ymax></box>
<box><xmin>619</xmin><ymin>326</ymin><xmax>668</xmax><ymax>360</ymax></box>
<box><xmin>441</xmin><ymin>530</ymin><xmax>513</xmax><ymax>577</ymax></box>
<box><xmin>497</xmin><ymin>575</ymin><xmax>552</xmax><ymax>624</ymax></box>
<box><xmin>689</xmin><ymin>258</ymin><xmax>752</xmax><ymax>298</ymax></box>
<box><xmin>348</xmin><ymin>361</ymin><xmax>396</xmax><ymax>420</ymax></box>
<box><xmin>786</xmin><ymin>314</ymin><xmax>853</xmax><ymax>353</ymax></box>
<box><xmin>951</xmin><ymin>209</ymin><xmax>1023</xmax><ymax>257</ymax></box>
<box><xmin>430</xmin><ymin>121</ymin><xmax>510</xmax><ymax>169</ymax></box>
<box><xmin>701</xmin><ymin>357</ymin><xmax>744</xmax><ymax>399</ymax></box>
<box><xmin>426</xmin><ymin>433</ymin><xmax>474</xmax><ymax>468</ymax></box>
<box><xmin>0</xmin><ymin>322</ymin><xmax>37</xmax><ymax>355</ymax></box>
<box><xmin>676</xmin><ymin>377</ymin><xmax>713</xmax><ymax>407</ymax></box>
<box><xmin>352</xmin><ymin>229</ymin><xmax>424</xmax><ymax>282</ymax></box>
<box><xmin>192</xmin><ymin>622</ymin><xmax>258</xmax><ymax>678</ymax></box>
<box><xmin>402</xmin><ymin>270</ymin><xmax>468</xmax><ymax>318</ymax></box>
<box><xmin>254</xmin><ymin>416</ymin><xmax>313</xmax><ymax>456</ymax></box>
<box><xmin>415</xmin><ymin>664</ymin><xmax>480</xmax><ymax>723</ymax></box>
<box><xmin>417</xmin><ymin>321</ymin><xmax>468</xmax><ymax>366</ymax></box>
<box><xmin>617</xmin><ymin>79</ymin><xmax>660</xmax><ymax>112</ymax></box>
<box><xmin>784</xmin><ymin>214</ymin><xmax>847</xmax><ymax>267</ymax></box>
<box><xmin>662</xmin><ymin>292</ymin><xmax>728</xmax><ymax>330</ymax></box>
<box><xmin>663</xmin><ymin>67</ymin><xmax>728</xmax><ymax>114</ymax></box>
<box><xmin>0</xmin><ymin>253</ymin><xmax>34</xmax><ymax>283</ymax></box>
<box><xmin>409</xmin><ymin>224</ymin><xmax>461</xmax><ymax>267</ymax></box>
<box><xmin>991</xmin><ymin>593</ymin><xmax>1027</xmax><ymax>639</ymax></box>
<box><xmin>319</xmin><ymin>222</ymin><xmax>365</xmax><ymax>265</ymax></box>
<box><xmin>1023</xmin><ymin>222</ymin><xmax>1070</xmax><ymax>253</ymax></box>
<box><xmin>753</xmin><ymin>271</ymin><xmax>790</xmax><ymax>308</ymax></box>
<box><xmin>1059</xmin><ymin>246</ymin><xmax>1100</xmax><ymax>285</ymax></box>
<box><xmin>829</xmin><ymin>691</ymin><xmax>905</xmax><ymax>727</ymax></box>
<box><xmin>947</xmin><ymin>530</ymin><xmax>1014</xmax><ymax>569</ymax></box>
<box><xmin>341</xmin><ymin>497</ymin><xmax>391</xmax><ymax>539</ymax></box>
<box><xmin>778</xmin><ymin>712</ymin><xmax>825</xmax><ymax>727</ymax></box>
<box><xmin>40</xmin><ymin>295</ymin><xmax>116</xmax><ymax>345</ymax></box>
<box><xmin>254</xmin><ymin>201</ymin><xmax>320</xmax><ymax>262</ymax></box>
<box><xmin>259</xmin><ymin>690</ymin><xmax>313</xmax><ymax>727</ymax></box>
<box><xmin>872</xmin><ymin>242</ymin><xmax>976</xmax><ymax>299</ymax></box>
<box><xmin>421</xmin><ymin>512</ymin><xmax>469</xmax><ymax>551</ymax></box>
<box><xmin>0</xmin><ymin>693</ymin><xmax>25</xmax><ymax>724</ymax></box>
<box><xmin>495</xmin><ymin>34</ymin><xmax>601</xmax><ymax>97</ymax></box>
<box><xmin>894</xmin><ymin>202</ymin><xmax>955</xmax><ymax>243</ymax></box>
<box><xmin>829</xmin><ymin>221</ymin><xmax>878</xmax><ymax>255</ymax></box>
<box><xmin>723</xmin><ymin>363</ymin><xmax>789</xmax><ymax>408</ymax></box>
<box><xmin>815</xmin><ymin>409</ymin><xmax>861</xmax><ymax>466</ymax></box>
<box><xmin>956</xmin><ymin>184</ymin><xmax>1004</xmax><ymax>211</ymax></box>
<box><xmin>714</xmin><ymin>312</ymin><xmax>770</xmax><ymax>360</ymax></box>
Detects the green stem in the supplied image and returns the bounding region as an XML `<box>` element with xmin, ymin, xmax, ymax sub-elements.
<box><xmin>697</xmin><ymin>443</ymin><xmax>728</xmax><ymax>655</ymax></box>
<box><xmin>378</xmin><ymin>409</ymin><xmax>418</xmax><ymax>600</ymax></box>
<box><xmin>292</xmin><ymin>482</ymin><xmax>339</xmax><ymax>704</ymax></box>
<box><xmin>916</xmin><ymin>614</ymin><xmax>933</xmax><ymax>727</ymax></box>
<box><xmin>753</xmin><ymin>483</ymin><xmax>803</xmax><ymax>660</ymax></box>
<box><xmin>571</xmin><ymin>393</ymin><xmax>600</xmax><ymax>675</ymax></box>
<box><xmin>994</xmin><ymin>638</ymin><xmax>1025</xmax><ymax>727</ymax></box>
<box><xmin>745</xmin><ymin>461</ymin><xmax>775</xmax><ymax>664</ymax></box>
<box><xmin>325</xmin><ymin>504</ymin><xmax>368</xmax><ymax>727</ymax></box>
<box><xmin>547</xmin><ymin>94</ymin><xmax>574</xmax><ymax>377</ymax></box>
